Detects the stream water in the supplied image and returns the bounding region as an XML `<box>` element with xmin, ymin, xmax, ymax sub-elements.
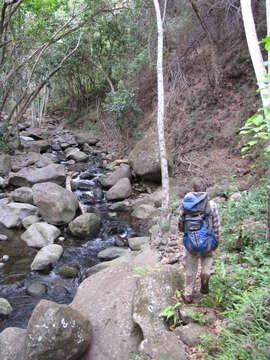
<box><xmin>0</xmin><ymin>147</ymin><xmax>146</xmax><ymax>332</ymax></box>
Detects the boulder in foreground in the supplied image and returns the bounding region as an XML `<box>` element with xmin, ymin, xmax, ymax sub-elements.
<box><xmin>25</xmin><ymin>300</ymin><xmax>92</xmax><ymax>360</ymax></box>
<box><xmin>9</xmin><ymin>164</ymin><xmax>66</xmax><ymax>187</ymax></box>
<box><xmin>106</xmin><ymin>178</ymin><xmax>132</xmax><ymax>201</ymax></box>
<box><xmin>69</xmin><ymin>213</ymin><xmax>101</xmax><ymax>238</ymax></box>
<box><xmin>33</xmin><ymin>182</ymin><xmax>78</xmax><ymax>225</ymax></box>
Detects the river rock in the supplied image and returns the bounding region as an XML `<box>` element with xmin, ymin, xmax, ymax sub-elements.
<box><xmin>9</xmin><ymin>187</ymin><xmax>33</xmax><ymax>204</ymax></box>
<box><xmin>97</xmin><ymin>247</ymin><xmax>130</xmax><ymax>260</ymax></box>
<box><xmin>106</xmin><ymin>178</ymin><xmax>132</xmax><ymax>201</ymax></box>
<box><xmin>128</xmin><ymin>236</ymin><xmax>150</xmax><ymax>250</ymax></box>
<box><xmin>2</xmin><ymin>255</ymin><xmax>9</xmax><ymax>262</ymax></box>
<box><xmin>32</xmin><ymin>182</ymin><xmax>78</xmax><ymax>225</ymax></box>
<box><xmin>9</xmin><ymin>164</ymin><xmax>66</xmax><ymax>187</ymax></box>
<box><xmin>0</xmin><ymin>204</ymin><xmax>21</xmax><ymax>228</ymax></box>
<box><xmin>22</xmin><ymin>214</ymin><xmax>41</xmax><ymax>229</ymax></box>
<box><xmin>31</xmin><ymin>244</ymin><xmax>63</xmax><ymax>270</ymax></box>
<box><xmin>0</xmin><ymin>154</ymin><xmax>11</xmax><ymax>176</ymax></box>
<box><xmin>74</xmin><ymin>131</ymin><xmax>100</xmax><ymax>145</ymax></box>
<box><xmin>133</xmin><ymin>265</ymin><xmax>186</xmax><ymax>360</ymax></box>
<box><xmin>0</xmin><ymin>234</ymin><xmax>8</xmax><ymax>241</ymax></box>
<box><xmin>7</xmin><ymin>202</ymin><xmax>37</xmax><ymax>220</ymax></box>
<box><xmin>69</xmin><ymin>213</ymin><xmax>101</xmax><ymax>238</ymax></box>
<box><xmin>11</xmin><ymin>152</ymin><xmax>53</xmax><ymax>172</ymax></box>
<box><xmin>99</xmin><ymin>164</ymin><xmax>131</xmax><ymax>189</ymax></box>
<box><xmin>174</xmin><ymin>323</ymin><xmax>210</xmax><ymax>347</ymax></box>
<box><xmin>132</xmin><ymin>204</ymin><xmax>159</xmax><ymax>219</ymax></box>
<box><xmin>66</xmin><ymin>148</ymin><xmax>88</xmax><ymax>162</ymax></box>
<box><xmin>25</xmin><ymin>300</ymin><xmax>92</xmax><ymax>360</ymax></box>
<box><xmin>27</xmin><ymin>282</ymin><xmax>47</xmax><ymax>296</ymax></box>
<box><xmin>0</xmin><ymin>327</ymin><xmax>26</xmax><ymax>360</ymax></box>
<box><xmin>108</xmin><ymin>200</ymin><xmax>131</xmax><ymax>211</ymax></box>
<box><xmin>59</xmin><ymin>265</ymin><xmax>79</xmax><ymax>278</ymax></box>
<box><xmin>71</xmin><ymin>264</ymin><xmax>141</xmax><ymax>360</ymax></box>
<box><xmin>23</xmin><ymin>139</ymin><xmax>50</xmax><ymax>153</ymax></box>
<box><xmin>21</xmin><ymin>222</ymin><xmax>61</xmax><ymax>248</ymax></box>
<box><xmin>128</xmin><ymin>131</ymin><xmax>173</xmax><ymax>182</ymax></box>
<box><xmin>0</xmin><ymin>298</ymin><xmax>13</xmax><ymax>315</ymax></box>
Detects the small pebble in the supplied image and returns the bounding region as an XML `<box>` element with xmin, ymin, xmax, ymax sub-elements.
<box><xmin>0</xmin><ymin>263</ymin><xmax>4</xmax><ymax>269</ymax></box>
<box><xmin>0</xmin><ymin>234</ymin><xmax>8</xmax><ymax>241</ymax></box>
<box><xmin>58</xmin><ymin>236</ymin><xmax>65</xmax><ymax>242</ymax></box>
<box><xmin>2</xmin><ymin>255</ymin><xmax>9</xmax><ymax>263</ymax></box>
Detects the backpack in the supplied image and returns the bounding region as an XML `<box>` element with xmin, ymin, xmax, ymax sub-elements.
<box><xmin>182</xmin><ymin>192</ymin><xmax>216</xmax><ymax>255</ymax></box>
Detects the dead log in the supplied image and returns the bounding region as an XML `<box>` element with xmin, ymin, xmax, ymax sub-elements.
<box><xmin>66</xmin><ymin>171</ymin><xmax>87</xmax><ymax>214</ymax></box>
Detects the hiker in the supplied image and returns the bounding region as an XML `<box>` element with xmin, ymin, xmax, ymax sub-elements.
<box><xmin>178</xmin><ymin>177</ymin><xmax>221</xmax><ymax>304</ymax></box>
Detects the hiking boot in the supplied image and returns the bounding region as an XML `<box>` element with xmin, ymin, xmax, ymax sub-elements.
<box><xmin>181</xmin><ymin>294</ymin><xmax>193</xmax><ymax>304</ymax></box>
<box><xmin>200</xmin><ymin>274</ymin><xmax>209</xmax><ymax>294</ymax></box>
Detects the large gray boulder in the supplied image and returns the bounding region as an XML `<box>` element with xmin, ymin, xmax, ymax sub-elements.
<box><xmin>128</xmin><ymin>131</ymin><xmax>173</xmax><ymax>182</ymax></box>
<box><xmin>0</xmin><ymin>154</ymin><xmax>11</xmax><ymax>176</ymax></box>
<box><xmin>25</xmin><ymin>300</ymin><xmax>92</xmax><ymax>360</ymax></box>
<box><xmin>106</xmin><ymin>178</ymin><xmax>132</xmax><ymax>201</ymax></box>
<box><xmin>133</xmin><ymin>265</ymin><xmax>186</xmax><ymax>360</ymax></box>
<box><xmin>9</xmin><ymin>164</ymin><xmax>66</xmax><ymax>187</ymax></box>
<box><xmin>71</xmin><ymin>248</ymin><xmax>166</xmax><ymax>360</ymax></box>
<box><xmin>0</xmin><ymin>327</ymin><xmax>26</xmax><ymax>360</ymax></box>
<box><xmin>9</xmin><ymin>187</ymin><xmax>33</xmax><ymax>204</ymax></box>
<box><xmin>21</xmin><ymin>222</ymin><xmax>61</xmax><ymax>248</ymax></box>
<box><xmin>71</xmin><ymin>264</ymin><xmax>141</xmax><ymax>360</ymax></box>
<box><xmin>31</xmin><ymin>244</ymin><xmax>63</xmax><ymax>270</ymax></box>
<box><xmin>69</xmin><ymin>213</ymin><xmax>101</xmax><ymax>238</ymax></box>
<box><xmin>11</xmin><ymin>152</ymin><xmax>52</xmax><ymax>172</ymax></box>
<box><xmin>100</xmin><ymin>164</ymin><xmax>131</xmax><ymax>189</ymax></box>
<box><xmin>32</xmin><ymin>182</ymin><xmax>78</xmax><ymax>225</ymax></box>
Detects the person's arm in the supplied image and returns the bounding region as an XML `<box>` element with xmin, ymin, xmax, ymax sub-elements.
<box><xmin>178</xmin><ymin>204</ymin><xmax>185</xmax><ymax>232</ymax></box>
<box><xmin>211</xmin><ymin>202</ymin><xmax>221</xmax><ymax>245</ymax></box>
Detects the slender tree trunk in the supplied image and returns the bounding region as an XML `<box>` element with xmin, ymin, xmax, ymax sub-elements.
<box><xmin>267</xmin><ymin>191</ymin><xmax>270</xmax><ymax>242</ymax></box>
<box><xmin>241</xmin><ymin>0</ymin><xmax>267</xmax><ymax>107</ymax></box>
<box><xmin>152</xmin><ymin>0</ymin><xmax>170</xmax><ymax>240</ymax></box>
<box><xmin>266</xmin><ymin>0</ymin><xmax>270</xmax><ymax>145</ymax></box>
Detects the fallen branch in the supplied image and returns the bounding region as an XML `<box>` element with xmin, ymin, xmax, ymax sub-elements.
<box><xmin>66</xmin><ymin>171</ymin><xmax>87</xmax><ymax>214</ymax></box>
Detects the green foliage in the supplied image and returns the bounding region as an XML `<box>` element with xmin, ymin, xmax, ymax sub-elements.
<box><xmin>185</xmin><ymin>309</ymin><xmax>204</xmax><ymax>325</ymax></box>
<box><xmin>240</xmin><ymin>35</ymin><xmax>270</xmax><ymax>155</ymax></box>
<box><xmin>103</xmin><ymin>81</ymin><xmax>141</xmax><ymax>122</ymax></box>
<box><xmin>199</xmin><ymin>182</ymin><xmax>270</xmax><ymax>359</ymax></box>
<box><xmin>240</xmin><ymin>112</ymin><xmax>269</xmax><ymax>155</ymax></box>
<box><xmin>160</xmin><ymin>290</ymin><xmax>182</xmax><ymax>329</ymax></box>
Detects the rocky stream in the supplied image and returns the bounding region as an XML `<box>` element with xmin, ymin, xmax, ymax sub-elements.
<box><xmin>0</xmin><ymin>120</ymin><xmax>204</xmax><ymax>360</ymax></box>
<box><xmin>0</xmin><ymin>123</ymin><xmax>152</xmax><ymax>332</ymax></box>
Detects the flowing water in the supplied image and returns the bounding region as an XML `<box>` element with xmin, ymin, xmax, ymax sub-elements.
<box><xmin>0</xmin><ymin>147</ymin><xmax>146</xmax><ymax>332</ymax></box>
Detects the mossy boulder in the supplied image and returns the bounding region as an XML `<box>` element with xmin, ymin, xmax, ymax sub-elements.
<box><xmin>69</xmin><ymin>213</ymin><xmax>101</xmax><ymax>238</ymax></box>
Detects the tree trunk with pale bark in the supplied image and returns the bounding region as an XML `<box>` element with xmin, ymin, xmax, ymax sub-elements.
<box><xmin>152</xmin><ymin>0</ymin><xmax>170</xmax><ymax>251</ymax></box>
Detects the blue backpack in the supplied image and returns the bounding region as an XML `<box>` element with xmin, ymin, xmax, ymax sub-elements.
<box><xmin>182</xmin><ymin>192</ymin><xmax>216</xmax><ymax>255</ymax></box>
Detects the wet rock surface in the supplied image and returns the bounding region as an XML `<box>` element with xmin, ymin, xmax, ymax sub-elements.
<box><xmin>21</xmin><ymin>223</ymin><xmax>61</xmax><ymax>248</ymax></box>
<box><xmin>25</xmin><ymin>300</ymin><xmax>92</xmax><ymax>360</ymax></box>
<box><xmin>0</xmin><ymin>327</ymin><xmax>26</xmax><ymax>360</ymax></box>
<box><xmin>32</xmin><ymin>182</ymin><xmax>78</xmax><ymax>225</ymax></box>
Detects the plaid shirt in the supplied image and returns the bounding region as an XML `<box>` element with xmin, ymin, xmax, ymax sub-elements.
<box><xmin>178</xmin><ymin>198</ymin><xmax>221</xmax><ymax>243</ymax></box>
